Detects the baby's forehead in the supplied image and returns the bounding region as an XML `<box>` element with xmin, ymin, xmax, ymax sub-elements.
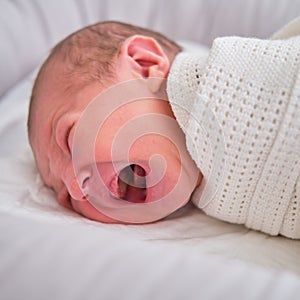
<box><xmin>47</xmin><ymin>79</ymin><xmax>105</xmax><ymax>132</ymax></box>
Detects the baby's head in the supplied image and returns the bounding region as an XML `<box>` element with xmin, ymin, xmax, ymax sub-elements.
<box><xmin>28</xmin><ymin>21</ymin><xmax>200</xmax><ymax>223</ymax></box>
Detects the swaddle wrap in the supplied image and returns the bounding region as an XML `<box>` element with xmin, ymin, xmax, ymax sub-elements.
<box><xmin>167</xmin><ymin>28</ymin><xmax>300</xmax><ymax>238</ymax></box>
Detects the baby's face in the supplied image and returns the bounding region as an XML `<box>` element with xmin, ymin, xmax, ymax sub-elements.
<box><xmin>34</xmin><ymin>76</ymin><xmax>200</xmax><ymax>223</ymax></box>
<box><xmin>32</xmin><ymin>35</ymin><xmax>201</xmax><ymax>223</ymax></box>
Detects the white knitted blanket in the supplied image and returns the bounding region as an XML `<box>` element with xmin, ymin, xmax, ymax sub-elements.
<box><xmin>167</xmin><ymin>18</ymin><xmax>300</xmax><ymax>238</ymax></box>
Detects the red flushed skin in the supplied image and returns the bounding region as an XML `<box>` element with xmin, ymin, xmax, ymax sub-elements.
<box><xmin>31</xmin><ymin>35</ymin><xmax>202</xmax><ymax>224</ymax></box>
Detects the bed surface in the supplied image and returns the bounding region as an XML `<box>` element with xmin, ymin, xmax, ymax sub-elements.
<box><xmin>1</xmin><ymin>69</ymin><xmax>300</xmax><ymax>299</ymax></box>
<box><xmin>1</xmin><ymin>0</ymin><xmax>300</xmax><ymax>299</ymax></box>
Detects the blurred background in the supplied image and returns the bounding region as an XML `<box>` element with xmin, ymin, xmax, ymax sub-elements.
<box><xmin>1</xmin><ymin>0</ymin><xmax>300</xmax><ymax>97</ymax></box>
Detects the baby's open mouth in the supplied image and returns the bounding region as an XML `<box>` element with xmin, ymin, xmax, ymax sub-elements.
<box><xmin>117</xmin><ymin>164</ymin><xmax>147</xmax><ymax>203</ymax></box>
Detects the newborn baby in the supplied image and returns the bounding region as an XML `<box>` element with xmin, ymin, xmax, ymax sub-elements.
<box><xmin>28</xmin><ymin>21</ymin><xmax>201</xmax><ymax>224</ymax></box>
<box><xmin>28</xmin><ymin>19</ymin><xmax>300</xmax><ymax>238</ymax></box>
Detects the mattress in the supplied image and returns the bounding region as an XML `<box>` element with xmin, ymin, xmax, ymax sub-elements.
<box><xmin>0</xmin><ymin>65</ymin><xmax>300</xmax><ymax>299</ymax></box>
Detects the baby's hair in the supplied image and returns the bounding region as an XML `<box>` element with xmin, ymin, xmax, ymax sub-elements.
<box><xmin>27</xmin><ymin>21</ymin><xmax>182</xmax><ymax>185</ymax></box>
<box><xmin>28</xmin><ymin>21</ymin><xmax>181</xmax><ymax>137</ymax></box>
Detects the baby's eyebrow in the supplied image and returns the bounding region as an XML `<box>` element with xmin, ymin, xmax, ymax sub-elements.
<box><xmin>44</xmin><ymin>111</ymin><xmax>60</xmax><ymax>185</ymax></box>
<box><xmin>46</xmin><ymin>155</ymin><xmax>53</xmax><ymax>187</ymax></box>
<box><xmin>44</xmin><ymin>118</ymin><xmax>55</xmax><ymax>178</ymax></box>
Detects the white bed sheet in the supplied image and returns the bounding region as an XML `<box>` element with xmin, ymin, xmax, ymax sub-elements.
<box><xmin>1</xmin><ymin>67</ymin><xmax>300</xmax><ymax>299</ymax></box>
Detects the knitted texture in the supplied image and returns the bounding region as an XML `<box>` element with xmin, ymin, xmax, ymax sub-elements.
<box><xmin>167</xmin><ymin>35</ymin><xmax>300</xmax><ymax>238</ymax></box>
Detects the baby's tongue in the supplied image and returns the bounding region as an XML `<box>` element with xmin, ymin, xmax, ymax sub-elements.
<box><xmin>118</xmin><ymin>164</ymin><xmax>147</xmax><ymax>203</ymax></box>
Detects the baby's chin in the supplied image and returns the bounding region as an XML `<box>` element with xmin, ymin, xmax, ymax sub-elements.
<box><xmin>70</xmin><ymin>197</ymin><xmax>122</xmax><ymax>223</ymax></box>
<box><xmin>68</xmin><ymin>161</ymin><xmax>186</xmax><ymax>224</ymax></box>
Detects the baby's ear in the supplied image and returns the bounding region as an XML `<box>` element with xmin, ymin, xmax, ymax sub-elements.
<box><xmin>118</xmin><ymin>35</ymin><xmax>170</xmax><ymax>80</ymax></box>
